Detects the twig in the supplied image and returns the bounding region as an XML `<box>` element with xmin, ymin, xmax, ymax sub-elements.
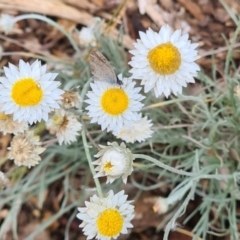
<box><xmin>154</xmin><ymin>124</ymin><xmax>192</xmax><ymax>130</ymax></box>
<box><xmin>200</xmin><ymin>42</ymin><xmax>240</xmax><ymax>57</ymax></box>
<box><xmin>85</xmin><ymin>128</ymin><xmax>101</xmax><ymax>150</ymax></box>
<box><xmin>175</xmin><ymin>227</ymin><xmax>203</xmax><ymax>240</ymax></box>
<box><xmin>182</xmin><ymin>135</ymin><xmax>209</xmax><ymax>149</ymax></box>
<box><xmin>42</xmin><ymin>138</ymin><xmax>59</xmax><ymax>148</ymax></box>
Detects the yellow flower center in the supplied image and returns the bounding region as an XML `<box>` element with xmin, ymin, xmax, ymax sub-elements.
<box><xmin>101</xmin><ymin>88</ymin><xmax>129</xmax><ymax>116</ymax></box>
<box><xmin>97</xmin><ymin>208</ymin><xmax>124</xmax><ymax>237</ymax></box>
<box><xmin>0</xmin><ymin>112</ymin><xmax>8</xmax><ymax>120</ymax></box>
<box><xmin>11</xmin><ymin>78</ymin><xmax>43</xmax><ymax>107</ymax></box>
<box><xmin>52</xmin><ymin>114</ymin><xmax>69</xmax><ymax>132</ymax></box>
<box><xmin>103</xmin><ymin>161</ymin><xmax>113</xmax><ymax>173</ymax></box>
<box><xmin>53</xmin><ymin>114</ymin><xmax>63</xmax><ymax>125</ymax></box>
<box><xmin>147</xmin><ymin>42</ymin><xmax>181</xmax><ymax>75</ymax></box>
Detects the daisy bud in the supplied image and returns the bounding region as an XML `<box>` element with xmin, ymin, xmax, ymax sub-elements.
<box><xmin>93</xmin><ymin>142</ymin><xmax>134</xmax><ymax>184</ymax></box>
<box><xmin>153</xmin><ymin>197</ymin><xmax>169</xmax><ymax>215</ymax></box>
<box><xmin>0</xmin><ymin>14</ymin><xmax>15</xmax><ymax>34</ymax></box>
<box><xmin>78</xmin><ymin>17</ymin><xmax>102</xmax><ymax>47</ymax></box>
<box><xmin>78</xmin><ymin>26</ymin><xmax>97</xmax><ymax>47</ymax></box>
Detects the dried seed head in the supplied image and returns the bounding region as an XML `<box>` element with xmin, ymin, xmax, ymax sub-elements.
<box><xmin>60</xmin><ymin>90</ymin><xmax>81</xmax><ymax>109</ymax></box>
<box><xmin>0</xmin><ymin>109</ymin><xmax>28</xmax><ymax>135</ymax></box>
<box><xmin>46</xmin><ymin>109</ymin><xmax>82</xmax><ymax>145</ymax></box>
<box><xmin>8</xmin><ymin>131</ymin><xmax>45</xmax><ymax>168</ymax></box>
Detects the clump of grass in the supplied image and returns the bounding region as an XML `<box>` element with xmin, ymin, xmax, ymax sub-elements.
<box><xmin>0</xmin><ymin>2</ymin><xmax>240</xmax><ymax>239</ymax></box>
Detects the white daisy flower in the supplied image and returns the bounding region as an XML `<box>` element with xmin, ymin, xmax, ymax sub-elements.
<box><xmin>77</xmin><ymin>190</ymin><xmax>134</xmax><ymax>240</ymax></box>
<box><xmin>129</xmin><ymin>25</ymin><xmax>200</xmax><ymax>98</ymax></box>
<box><xmin>93</xmin><ymin>142</ymin><xmax>134</xmax><ymax>184</ymax></box>
<box><xmin>46</xmin><ymin>109</ymin><xmax>82</xmax><ymax>145</ymax></box>
<box><xmin>0</xmin><ymin>60</ymin><xmax>64</xmax><ymax>124</ymax></box>
<box><xmin>153</xmin><ymin>197</ymin><xmax>169</xmax><ymax>215</ymax></box>
<box><xmin>113</xmin><ymin>114</ymin><xmax>153</xmax><ymax>143</ymax></box>
<box><xmin>85</xmin><ymin>74</ymin><xmax>144</xmax><ymax>132</ymax></box>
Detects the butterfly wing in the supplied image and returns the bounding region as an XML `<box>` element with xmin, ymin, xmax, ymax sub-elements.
<box><xmin>89</xmin><ymin>50</ymin><xmax>117</xmax><ymax>84</ymax></box>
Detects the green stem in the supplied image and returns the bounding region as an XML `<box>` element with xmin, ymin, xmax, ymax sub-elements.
<box><xmin>164</xmin><ymin>181</ymin><xmax>197</xmax><ymax>240</ymax></box>
<box><xmin>81</xmin><ymin>127</ymin><xmax>103</xmax><ymax>197</ymax></box>
<box><xmin>224</xmin><ymin>23</ymin><xmax>240</xmax><ymax>76</ymax></box>
<box><xmin>219</xmin><ymin>0</ymin><xmax>239</xmax><ymax>25</ymax></box>
<box><xmin>133</xmin><ymin>154</ymin><xmax>195</xmax><ymax>177</ymax></box>
<box><xmin>143</xmin><ymin>95</ymin><xmax>207</xmax><ymax>111</ymax></box>
<box><xmin>80</xmin><ymin>78</ymin><xmax>103</xmax><ymax>197</ymax></box>
<box><xmin>134</xmin><ymin>154</ymin><xmax>240</xmax><ymax>182</ymax></box>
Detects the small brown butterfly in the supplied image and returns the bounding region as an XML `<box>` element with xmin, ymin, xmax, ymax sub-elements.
<box><xmin>89</xmin><ymin>50</ymin><xmax>123</xmax><ymax>85</ymax></box>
